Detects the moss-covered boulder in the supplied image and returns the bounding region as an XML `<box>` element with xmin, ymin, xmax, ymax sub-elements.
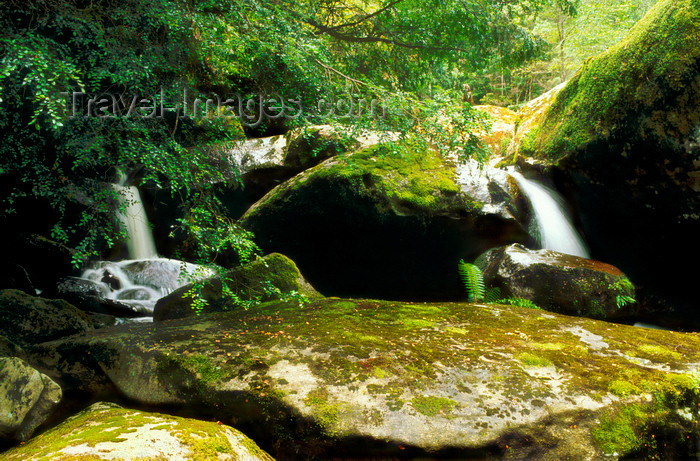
<box><xmin>476</xmin><ymin>244</ymin><xmax>637</xmax><ymax>319</ymax></box>
<box><xmin>0</xmin><ymin>357</ymin><xmax>62</xmax><ymax>443</ymax></box>
<box><xmin>241</xmin><ymin>144</ymin><xmax>530</xmax><ymax>300</ymax></box>
<box><xmin>153</xmin><ymin>253</ymin><xmax>321</xmax><ymax>321</ymax></box>
<box><xmin>0</xmin><ymin>290</ymin><xmax>93</xmax><ymax>348</ymax></box>
<box><xmin>27</xmin><ymin>298</ymin><xmax>700</xmax><ymax>460</ymax></box>
<box><xmin>474</xmin><ymin>105</ymin><xmax>518</xmax><ymax>157</ymax></box>
<box><xmin>2</xmin><ymin>402</ymin><xmax>274</xmax><ymax>460</ymax></box>
<box><xmin>507</xmin><ymin>0</ymin><xmax>700</xmax><ymax>323</ymax></box>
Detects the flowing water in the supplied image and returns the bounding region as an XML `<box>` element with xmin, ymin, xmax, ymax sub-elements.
<box><xmin>509</xmin><ymin>171</ymin><xmax>590</xmax><ymax>258</ymax></box>
<box><xmin>113</xmin><ymin>177</ymin><xmax>158</xmax><ymax>260</ymax></box>
<box><xmin>72</xmin><ymin>176</ymin><xmax>212</xmax><ymax>321</ymax></box>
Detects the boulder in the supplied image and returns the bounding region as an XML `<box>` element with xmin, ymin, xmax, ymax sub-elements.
<box><xmin>241</xmin><ymin>144</ymin><xmax>530</xmax><ymax>300</ymax></box>
<box><xmin>473</xmin><ymin>105</ymin><xmax>518</xmax><ymax>157</ymax></box>
<box><xmin>476</xmin><ymin>244</ymin><xmax>637</xmax><ymax>319</ymax></box>
<box><xmin>0</xmin><ymin>357</ymin><xmax>62</xmax><ymax>442</ymax></box>
<box><xmin>154</xmin><ymin>253</ymin><xmax>321</xmax><ymax>321</ymax></box>
<box><xmin>28</xmin><ymin>298</ymin><xmax>700</xmax><ymax>460</ymax></box>
<box><xmin>0</xmin><ymin>290</ymin><xmax>93</xmax><ymax>348</ymax></box>
<box><xmin>1</xmin><ymin>402</ymin><xmax>274</xmax><ymax>460</ymax></box>
<box><xmin>506</xmin><ymin>0</ymin><xmax>700</xmax><ymax>323</ymax></box>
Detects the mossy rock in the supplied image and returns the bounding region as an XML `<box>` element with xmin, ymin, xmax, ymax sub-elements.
<box><xmin>476</xmin><ymin>244</ymin><xmax>637</xmax><ymax>319</ymax></box>
<box><xmin>0</xmin><ymin>357</ymin><xmax>62</xmax><ymax>443</ymax></box>
<box><xmin>0</xmin><ymin>290</ymin><xmax>93</xmax><ymax>348</ymax></box>
<box><xmin>241</xmin><ymin>143</ymin><xmax>529</xmax><ymax>300</ymax></box>
<box><xmin>506</xmin><ymin>0</ymin><xmax>700</xmax><ymax>324</ymax></box>
<box><xmin>2</xmin><ymin>402</ymin><xmax>274</xmax><ymax>460</ymax></box>
<box><xmin>28</xmin><ymin>298</ymin><xmax>700</xmax><ymax>459</ymax></box>
<box><xmin>153</xmin><ymin>253</ymin><xmax>320</xmax><ymax>321</ymax></box>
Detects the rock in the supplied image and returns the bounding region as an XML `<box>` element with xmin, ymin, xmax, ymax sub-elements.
<box><xmin>473</xmin><ymin>105</ymin><xmax>517</xmax><ymax>157</ymax></box>
<box><xmin>0</xmin><ymin>336</ymin><xmax>25</xmax><ymax>360</ymax></box>
<box><xmin>241</xmin><ymin>144</ymin><xmax>530</xmax><ymax>300</ymax></box>
<box><xmin>0</xmin><ymin>290</ymin><xmax>93</xmax><ymax>348</ymax></box>
<box><xmin>475</xmin><ymin>244</ymin><xmax>637</xmax><ymax>319</ymax></box>
<box><xmin>506</xmin><ymin>0</ymin><xmax>700</xmax><ymax>323</ymax></box>
<box><xmin>56</xmin><ymin>277</ymin><xmax>144</xmax><ymax>318</ymax></box>
<box><xmin>1</xmin><ymin>402</ymin><xmax>274</xmax><ymax>460</ymax></box>
<box><xmin>284</xmin><ymin>124</ymin><xmax>364</xmax><ymax>170</ymax></box>
<box><xmin>28</xmin><ymin>298</ymin><xmax>700</xmax><ymax>459</ymax></box>
<box><xmin>0</xmin><ymin>357</ymin><xmax>62</xmax><ymax>442</ymax></box>
<box><xmin>153</xmin><ymin>253</ymin><xmax>321</xmax><ymax>321</ymax></box>
<box><xmin>505</xmin><ymin>82</ymin><xmax>566</xmax><ymax>162</ymax></box>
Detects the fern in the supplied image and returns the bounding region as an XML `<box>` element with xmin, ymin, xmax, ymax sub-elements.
<box><xmin>501</xmin><ymin>297</ymin><xmax>542</xmax><ymax>310</ymax></box>
<box><xmin>458</xmin><ymin>260</ymin><xmax>485</xmax><ymax>302</ymax></box>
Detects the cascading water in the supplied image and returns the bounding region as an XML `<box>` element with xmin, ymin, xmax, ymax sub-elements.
<box><xmin>113</xmin><ymin>174</ymin><xmax>158</xmax><ymax>260</ymax></box>
<box><xmin>65</xmin><ymin>175</ymin><xmax>212</xmax><ymax>321</ymax></box>
<box><xmin>509</xmin><ymin>170</ymin><xmax>590</xmax><ymax>258</ymax></box>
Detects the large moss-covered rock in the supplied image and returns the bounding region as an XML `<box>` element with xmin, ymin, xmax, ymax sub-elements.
<box><xmin>153</xmin><ymin>253</ymin><xmax>321</xmax><ymax>321</ymax></box>
<box><xmin>0</xmin><ymin>290</ymin><xmax>93</xmax><ymax>348</ymax></box>
<box><xmin>2</xmin><ymin>402</ymin><xmax>274</xmax><ymax>460</ymax></box>
<box><xmin>476</xmin><ymin>244</ymin><xmax>637</xmax><ymax>319</ymax></box>
<box><xmin>241</xmin><ymin>144</ymin><xmax>530</xmax><ymax>300</ymax></box>
<box><xmin>0</xmin><ymin>357</ymin><xmax>62</xmax><ymax>443</ymax></box>
<box><xmin>28</xmin><ymin>298</ymin><xmax>700</xmax><ymax>460</ymax></box>
<box><xmin>473</xmin><ymin>105</ymin><xmax>518</xmax><ymax>157</ymax></box>
<box><xmin>507</xmin><ymin>0</ymin><xmax>700</xmax><ymax>324</ymax></box>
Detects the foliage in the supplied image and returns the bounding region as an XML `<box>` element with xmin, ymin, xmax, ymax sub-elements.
<box><xmin>458</xmin><ymin>261</ymin><xmax>486</xmax><ymax>302</ymax></box>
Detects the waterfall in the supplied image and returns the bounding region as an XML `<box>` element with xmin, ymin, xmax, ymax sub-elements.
<box><xmin>113</xmin><ymin>175</ymin><xmax>158</xmax><ymax>260</ymax></box>
<box><xmin>509</xmin><ymin>171</ymin><xmax>590</xmax><ymax>258</ymax></box>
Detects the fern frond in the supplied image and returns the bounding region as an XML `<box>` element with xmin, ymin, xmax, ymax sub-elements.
<box><xmin>501</xmin><ymin>297</ymin><xmax>542</xmax><ymax>310</ymax></box>
<box><xmin>484</xmin><ymin>287</ymin><xmax>502</xmax><ymax>304</ymax></box>
<box><xmin>458</xmin><ymin>260</ymin><xmax>485</xmax><ymax>302</ymax></box>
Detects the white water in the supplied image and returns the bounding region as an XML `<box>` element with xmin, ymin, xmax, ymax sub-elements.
<box><xmin>509</xmin><ymin>171</ymin><xmax>590</xmax><ymax>258</ymax></box>
<box><xmin>80</xmin><ymin>259</ymin><xmax>214</xmax><ymax>316</ymax></box>
<box><xmin>113</xmin><ymin>176</ymin><xmax>158</xmax><ymax>260</ymax></box>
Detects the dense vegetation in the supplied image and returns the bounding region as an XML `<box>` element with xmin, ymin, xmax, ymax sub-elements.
<box><xmin>0</xmin><ymin>0</ymin><xmax>654</xmax><ymax>271</ymax></box>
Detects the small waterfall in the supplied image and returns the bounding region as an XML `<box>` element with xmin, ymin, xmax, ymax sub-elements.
<box><xmin>113</xmin><ymin>175</ymin><xmax>158</xmax><ymax>260</ymax></box>
<box><xmin>509</xmin><ymin>171</ymin><xmax>590</xmax><ymax>258</ymax></box>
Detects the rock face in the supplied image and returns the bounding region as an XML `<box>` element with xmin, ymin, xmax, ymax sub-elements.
<box><xmin>476</xmin><ymin>244</ymin><xmax>637</xmax><ymax>319</ymax></box>
<box><xmin>154</xmin><ymin>253</ymin><xmax>321</xmax><ymax>321</ymax></box>
<box><xmin>0</xmin><ymin>357</ymin><xmax>62</xmax><ymax>442</ymax></box>
<box><xmin>508</xmin><ymin>0</ymin><xmax>700</xmax><ymax>323</ymax></box>
<box><xmin>241</xmin><ymin>144</ymin><xmax>530</xmax><ymax>300</ymax></box>
<box><xmin>0</xmin><ymin>290</ymin><xmax>93</xmax><ymax>348</ymax></box>
<box><xmin>28</xmin><ymin>298</ymin><xmax>700</xmax><ymax>460</ymax></box>
<box><xmin>2</xmin><ymin>402</ymin><xmax>274</xmax><ymax>460</ymax></box>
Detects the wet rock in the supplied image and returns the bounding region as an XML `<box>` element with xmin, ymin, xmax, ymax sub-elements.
<box><xmin>2</xmin><ymin>402</ymin><xmax>274</xmax><ymax>460</ymax></box>
<box><xmin>0</xmin><ymin>357</ymin><xmax>61</xmax><ymax>443</ymax></box>
<box><xmin>476</xmin><ymin>244</ymin><xmax>637</xmax><ymax>319</ymax></box>
<box><xmin>28</xmin><ymin>298</ymin><xmax>700</xmax><ymax>459</ymax></box>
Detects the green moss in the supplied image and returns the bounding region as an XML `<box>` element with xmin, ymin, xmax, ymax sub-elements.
<box><xmin>519</xmin><ymin>353</ymin><xmax>553</xmax><ymax>367</ymax></box>
<box><xmin>593</xmin><ymin>404</ymin><xmax>648</xmax><ymax>454</ymax></box>
<box><xmin>304</xmin><ymin>388</ymin><xmax>346</xmax><ymax>436</ymax></box>
<box><xmin>410</xmin><ymin>395</ymin><xmax>459</xmax><ymax>417</ymax></box>
<box><xmin>637</xmin><ymin>344</ymin><xmax>682</xmax><ymax>361</ymax></box>
<box><xmin>2</xmin><ymin>403</ymin><xmax>272</xmax><ymax>461</ymax></box>
<box><xmin>609</xmin><ymin>380</ymin><xmax>643</xmax><ymax>397</ymax></box>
